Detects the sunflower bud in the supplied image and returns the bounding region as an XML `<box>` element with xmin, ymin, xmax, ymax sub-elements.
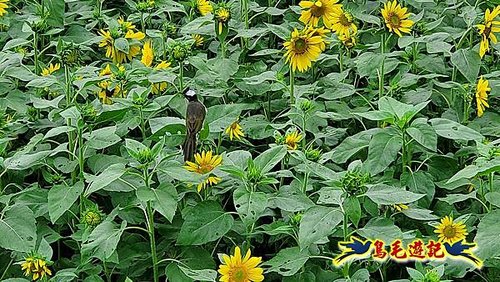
<box><xmin>214</xmin><ymin>4</ymin><xmax>231</xmax><ymax>41</ymax></box>
<box><xmin>60</xmin><ymin>43</ymin><xmax>81</xmax><ymax>67</ymax></box>
<box><xmin>81</xmin><ymin>207</ymin><xmax>104</xmax><ymax>228</ymax></box>
<box><xmin>137</xmin><ymin>147</ymin><xmax>154</xmax><ymax>164</ymax></box>
<box><xmin>274</xmin><ymin>131</ymin><xmax>284</xmax><ymax>145</ymax></box>
<box><xmin>299</xmin><ymin>99</ymin><xmax>314</xmax><ymax>113</ymax></box>
<box><xmin>305</xmin><ymin>147</ymin><xmax>322</xmax><ymax>161</ymax></box>
<box><xmin>422</xmin><ymin>270</ymin><xmax>441</xmax><ymax>282</ymax></box>
<box><xmin>341</xmin><ymin>170</ymin><xmax>370</xmax><ymax>195</ymax></box>
<box><xmin>31</xmin><ymin>19</ymin><xmax>48</xmax><ymax>33</ymax></box>
<box><xmin>169</xmin><ymin>41</ymin><xmax>191</xmax><ymax>62</ymax></box>
<box><xmin>162</xmin><ymin>21</ymin><xmax>177</xmax><ymax>36</ymax></box>
<box><xmin>291</xmin><ymin>213</ymin><xmax>302</xmax><ymax>225</ymax></box>
<box><xmin>79</xmin><ymin>103</ymin><xmax>97</xmax><ymax>123</ymax></box>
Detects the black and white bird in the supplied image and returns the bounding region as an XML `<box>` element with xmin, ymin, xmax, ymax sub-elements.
<box><xmin>182</xmin><ymin>89</ymin><xmax>206</xmax><ymax>162</ymax></box>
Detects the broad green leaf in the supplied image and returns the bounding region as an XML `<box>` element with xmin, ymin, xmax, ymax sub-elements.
<box><xmin>263</xmin><ymin>247</ymin><xmax>310</xmax><ymax>276</ymax></box>
<box><xmin>474</xmin><ymin>210</ymin><xmax>500</xmax><ymax>260</ymax></box>
<box><xmin>438</xmin><ymin>191</ymin><xmax>477</xmax><ymax>204</ymax></box>
<box><xmin>451</xmin><ymin>49</ymin><xmax>480</xmax><ymax>83</ymax></box>
<box><xmin>84</xmin><ymin>126</ymin><xmax>121</xmax><ymax>149</ymax></box>
<box><xmin>447</xmin><ymin>158</ymin><xmax>500</xmax><ymax>183</ymax></box>
<box><xmin>485</xmin><ymin>191</ymin><xmax>500</xmax><ymax>208</ymax></box>
<box><xmin>365</xmin><ymin>128</ymin><xmax>403</xmax><ymax>175</ymax></box>
<box><xmin>114</xmin><ymin>38</ymin><xmax>129</xmax><ymax>53</ymax></box>
<box><xmin>430</xmin><ymin>118</ymin><xmax>483</xmax><ymax>141</ymax></box>
<box><xmin>272</xmin><ymin>185</ymin><xmax>315</xmax><ymax>212</ymax></box>
<box><xmin>364</xmin><ymin>184</ymin><xmax>425</xmax><ymax>205</ymax></box>
<box><xmin>82</xmin><ymin>220</ymin><xmax>127</xmax><ymax>261</ymax></box>
<box><xmin>407</xmin><ymin>121</ymin><xmax>437</xmax><ymax>151</ymax></box>
<box><xmin>85</xmin><ymin>163</ymin><xmax>126</xmax><ymax>196</ymax></box>
<box><xmin>177</xmin><ymin>201</ymin><xmax>234</xmax><ymax>245</ymax></box>
<box><xmin>298</xmin><ymin>206</ymin><xmax>343</xmax><ymax>250</ymax></box>
<box><xmin>48</xmin><ymin>181</ymin><xmax>84</xmax><ymax>223</ymax></box>
<box><xmin>401</xmin><ymin>208</ymin><xmax>439</xmax><ymax>220</ymax></box>
<box><xmin>332</xmin><ymin>129</ymin><xmax>377</xmax><ymax>164</ymax></box>
<box><xmin>357</xmin><ymin>217</ymin><xmax>404</xmax><ymax>243</ymax></box>
<box><xmin>0</xmin><ymin>205</ymin><xmax>36</xmax><ymax>252</ymax></box>
<box><xmin>4</xmin><ymin>151</ymin><xmax>51</xmax><ymax>170</ymax></box>
<box><xmin>178</xmin><ymin>266</ymin><xmax>217</xmax><ymax>282</ymax></box>
<box><xmin>344</xmin><ymin>196</ymin><xmax>361</xmax><ymax>227</ymax></box>
<box><xmin>233</xmin><ymin>187</ymin><xmax>268</xmax><ymax>226</ymax></box>
<box><xmin>45</xmin><ymin>0</ymin><xmax>65</xmax><ymax>27</ymax></box>
<box><xmin>152</xmin><ymin>183</ymin><xmax>178</xmax><ymax>222</ymax></box>
<box><xmin>254</xmin><ymin>145</ymin><xmax>287</xmax><ymax>174</ymax></box>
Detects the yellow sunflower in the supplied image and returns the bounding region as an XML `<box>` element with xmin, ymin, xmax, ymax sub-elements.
<box><xmin>215</xmin><ymin>7</ymin><xmax>231</xmax><ymax>35</ymax></box>
<box><xmin>225</xmin><ymin>120</ymin><xmax>244</xmax><ymax>140</ymax></box>
<box><xmin>434</xmin><ymin>216</ymin><xmax>468</xmax><ymax>243</ymax></box>
<box><xmin>284</xmin><ymin>27</ymin><xmax>325</xmax><ymax>72</ymax></box>
<box><xmin>330</xmin><ymin>8</ymin><xmax>357</xmax><ymax>36</ymax></box>
<box><xmin>192</xmin><ymin>34</ymin><xmax>204</xmax><ymax>47</ymax></box>
<box><xmin>41</xmin><ymin>63</ymin><xmax>60</xmax><ymax>76</ymax></box>
<box><xmin>381</xmin><ymin>0</ymin><xmax>414</xmax><ymax>37</ymax></box>
<box><xmin>476</xmin><ymin>76</ymin><xmax>490</xmax><ymax>117</ymax></box>
<box><xmin>285</xmin><ymin>131</ymin><xmax>303</xmax><ymax>150</ymax></box>
<box><xmin>477</xmin><ymin>6</ymin><xmax>500</xmax><ymax>58</ymax></box>
<box><xmin>118</xmin><ymin>16</ymin><xmax>136</xmax><ymax>32</ymax></box>
<box><xmin>152</xmin><ymin>60</ymin><xmax>171</xmax><ymax>94</ymax></box>
<box><xmin>306</xmin><ymin>25</ymin><xmax>330</xmax><ymax>51</ymax></box>
<box><xmin>141</xmin><ymin>40</ymin><xmax>154</xmax><ymax>67</ymax></box>
<box><xmin>197</xmin><ymin>0</ymin><xmax>213</xmax><ymax>16</ymax></box>
<box><xmin>97</xmin><ymin>64</ymin><xmax>123</xmax><ymax>104</ymax></box>
<box><xmin>21</xmin><ymin>255</ymin><xmax>52</xmax><ymax>281</ymax></box>
<box><xmin>98</xmin><ymin>28</ymin><xmax>144</xmax><ymax>63</ymax></box>
<box><xmin>218</xmin><ymin>246</ymin><xmax>264</xmax><ymax>282</ymax></box>
<box><xmin>392</xmin><ymin>203</ymin><xmax>408</xmax><ymax>212</ymax></box>
<box><xmin>299</xmin><ymin>0</ymin><xmax>342</xmax><ymax>27</ymax></box>
<box><xmin>0</xmin><ymin>0</ymin><xmax>9</xmax><ymax>17</ymax></box>
<box><xmin>338</xmin><ymin>32</ymin><xmax>356</xmax><ymax>48</ymax></box>
<box><xmin>184</xmin><ymin>151</ymin><xmax>223</xmax><ymax>191</ymax></box>
<box><xmin>140</xmin><ymin>41</ymin><xmax>171</xmax><ymax>94</ymax></box>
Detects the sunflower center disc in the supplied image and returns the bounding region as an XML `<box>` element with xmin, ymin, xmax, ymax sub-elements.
<box><xmin>443</xmin><ymin>226</ymin><xmax>456</xmax><ymax>238</ymax></box>
<box><xmin>390</xmin><ymin>14</ymin><xmax>400</xmax><ymax>27</ymax></box>
<box><xmin>311</xmin><ymin>2</ymin><xmax>325</xmax><ymax>17</ymax></box>
<box><xmin>340</xmin><ymin>13</ymin><xmax>352</xmax><ymax>26</ymax></box>
<box><xmin>294</xmin><ymin>38</ymin><xmax>308</xmax><ymax>53</ymax></box>
<box><xmin>232</xmin><ymin>267</ymin><xmax>246</xmax><ymax>282</ymax></box>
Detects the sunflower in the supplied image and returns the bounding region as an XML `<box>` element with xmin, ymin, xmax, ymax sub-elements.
<box><xmin>306</xmin><ymin>25</ymin><xmax>330</xmax><ymax>51</ymax></box>
<box><xmin>140</xmin><ymin>41</ymin><xmax>171</xmax><ymax>94</ymax></box>
<box><xmin>299</xmin><ymin>0</ymin><xmax>342</xmax><ymax>27</ymax></box>
<box><xmin>118</xmin><ymin>16</ymin><xmax>136</xmax><ymax>32</ymax></box>
<box><xmin>218</xmin><ymin>246</ymin><xmax>264</xmax><ymax>282</ymax></box>
<box><xmin>184</xmin><ymin>151</ymin><xmax>223</xmax><ymax>191</ymax></box>
<box><xmin>284</xmin><ymin>131</ymin><xmax>303</xmax><ymax>150</ymax></box>
<box><xmin>98</xmin><ymin>28</ymin><xmax>144</xmax><ymax>63</ymax></box>
<box><xmin>192</xmin><ymin>34</ymin><xmax>204</xmax><ymax>47</ymax></box>
<box><xmin>197</xmin><ymin>0</ymin><xmax>213</xmax><ymax>16</ymax></box>
<box><xmin>41</xmin><ymin>63</ymin><xmax>60</xmax><ymax>76</ymax></box>
<box><xmin>434</xmin><ymin>216</ymin><xmax>468</xmax><ymax>243</ymax></box>
<box><xmin>225</xmin><ymin>120</ymin><xmax>244</xmax><ymax>140</ymax></box>
<box><xmin>284</xmin><ymin>27</ymin><xmax>325</xmax><ymax>72</ymax></box>
<box><xmin>381</xmin><ymin>0</ymin><xmax>413</xmax><ymax>37</ymax></box>
<box><xmin>392</xmin><ymin>203</ymin><xmax>408</xmax><ymax>212</ymax></box>
<box><xmin>476</xmin><ymin>76</ymin><xmax>490</xmax><ymax>117</ymax></box>
<box><xmin>477</xmin><ymin>6</ymin><xmax>500</xmax><ymax>58</ymax></box>
<box><xmin>0</xmin><ymin>0</ymin><xmax>8</xmax><ymax>17</ymax></box>
<box><xmin>152</xmin><ymin>60</ymin><xmax>171</xmax><ymax>94</ymax></box>
<box><xmin>97</xmin><ymin>64</ymin><xmax>123</xmax><ymax>104</ymax></box>
<box><xmin>215</xmin><ymin>6</ymin><xmax>231</xmax><ymax>35</ymax></box>
<box><xmin>21</xmin><ymin>254</ymin><xmax>52</xmax><ymax>281</ymax></box>
<box><xmin>141</xmin><ymin>40</ymin><xmax>154</xmax><ymax>67</ymax></box>
<box><xmin>338</xmin><ymin>32</ymin><xmax>356</xmax><ymax>48</ymax></box>
<box><xmin>330</xmin><ymin>8</ymin><xmax>357</xmax><ymax>36</ymax></box>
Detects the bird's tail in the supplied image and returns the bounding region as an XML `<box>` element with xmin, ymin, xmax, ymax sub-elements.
<box><xmin>460</xmin><ymin>253</ymin><xmax>482</xmax><ymax>267</ymax></box>
<box><xmin>183</xmin><ymin>132</ymin><xmax>197</xmax><ymax>162</ymax></box>
<box><xmin>333</xmin><ymin>251</ymin><xmax>355</xmax><ymax>265</ymax></box>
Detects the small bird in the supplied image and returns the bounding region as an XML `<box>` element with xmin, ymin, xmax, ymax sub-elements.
<box><xmin>444</xmin><ymin>240</ymin><xmax>482</xmax><ymax>267</ymax></box>
<box><xmin>182</xmin><ymin>89</ymin><xmax>206</xmax><ymax>162</ymax></box>
<box><xmin>334</xmin><ymin>236</ymin><xmax>372</xmax><ymax>265</ymax></box>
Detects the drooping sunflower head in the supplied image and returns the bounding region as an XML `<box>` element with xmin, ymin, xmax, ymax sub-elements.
<box><xmin>299</xmin><ymin>0</ymin><xmax>342</xmax><ymax>27</ymax></box>
<box><xmin>0</xmin><ymin>0</ymin><xmax>9</xmax><ymax>17</ymax></box>
<box><xmin>477</xmin><ymin>6</ymin><xmax>500</xmax><ymax>58</ymax></box>
<box><xmin>192</xmin><ymin>34</ymin><xmax>205</xmax><ymax>47</ymax></box>
<box><xmin>476</xmin><ymin>76</ymin><xmax>490</xmax><ymax>117</ymax></box>
<box><xmin>225</xmin><ymin>120</ymin><xmax>244</xmax><ymax>141</ymax></box>
<box><xmin>21</xmin><ymin>253</ymin><xmax>53</xmax><ymax>281</ymax></box>
<box><xmin>141</xmin><ymin>40</ymin><xmax>154</xmax><ymax>67</ymax></box>
<box><xmin>184</xmin><ymin>150</ymin><xmax>223</xmax><ymax>174</ymax></box>
<box><xmin>338</xmin><ymin>32</ymin><xmax>356</xmax><ymax>48</ymax></box>
<box><xmin>196</xmin><ymin>0</ymin><xmax>213</xmax><ymax>16</ymax></box>
<box><xmin>41</xmin><ymin>63</ymin><xmax>60</xmax><ymax>76</ymax></box>
<box><xmin>215</xmin><ymin>6</ymin><xmax>231</xmax><ymax>23</ymax></box>
<box><xmin>381</xmin><ymin>0</ymin><xmax>414</xmax><ymax>37</ymax></box>
<box><xmin>218</xmin><ymin>246</ymin><xmax>264</xmax><ymax>282</ymax></box>
<box><xmin>284</xmin><ymin>130</ymin><xmax>303</xmax><ymax>150</ymax></box>
<box><xmin>330</xmin><ymin>8</ymin><xmax>357</xmax><ymax>36</ymax></box>
<box><xmin>284</xmin><ymin>27</ymin><xmax>325</xmax><ymax>72</ymax></box>
<box><xmin>434</xmin><ymin>216</ymin><xmax>468</xmax><ymax>243</ymax></box>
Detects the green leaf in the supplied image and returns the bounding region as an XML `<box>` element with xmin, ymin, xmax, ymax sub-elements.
<box><xmin>474</xmin><ymin>210</ymin><xmax>500</xmax><ymax>260</ymax></box>
<box><xmin>357</xmin><ymin>217</ymin><xmax>404</xmax><ymax>243</ymax></box>
<box><xmin>0</xmin><ymin>205</ymin><xmax>36</xmax><ymax>252</ymax></box>
<box><xmin>254</xmin><ymin>145</ymin><xmax>287</xmax><ymax>174</ymax></box>
<box><xmin>45</xmin><ymin>0</ymin><xmax>65</xmax><ymax>27</ymax></box>
<box><xmin>450</xmin><ymin>49</ymin><xmax>480</xmax><ymax>83</ymax></box>
<box><xmin>438</xmin><ymin>191</ymin><xmax>477</xmax><ymax>204</ymax></box>
<box><xmin>344</xmin><ymin>196</ymin><xmax>361</xmax><ymax>227</ymax></box>
<box><xmin>82</xmin><ymin>220</ymin><xmax>127</xmax><ymax>261</ymax></box>
<box><xmin>263</xmin><ymin>247</ymin><xmax>310</xmax><ymax>276</ymax></box>
<box><xmin>485</xmin><ymin>191</ymin><xmax>500</xmax><ymax>208</ymax></box>
<box><xmin>233</xmin><ymin>187</ymin><xmax>268</xmax><ymax>226</ymax></box>
<box><xmin>177</xmin><ymin>201</ymin><xmax>234</xmax><ymax>245</ymax></box>
<box><xmin>85</xmin><ymin>163</ymin><xmax>126</xmax><ymax>196</ymax></box>
<box><xmin>152</xmin><ymin>183</ymin><xmax>178</xmax><ymax>222</ymax></box>
<box><xmin>430</xmin><ymin>118</ymin><xmax>483</xmax><ymax>141</ymax></box>
<box><xmin>331</xmin><ymin>129</ymin><xmax>376</xmax><ymax>164</ymax></box>
<box><xmin>84</xmin><ymin>126</ymin><xmax>121</xmax><ymax>149</ymax></box>
<box><xmin>178</xmin><ymin>266</ymin><xmax>217</xmax><ymax>282</ymax></box>
<box><xmin>365</xmin><ymin>128</ymin><xmax>403</xmax><ymax>175</ymax></box>
<box><xmin>298</xmin><ymin>206</ymin><xmax>343</xmax><ymax>250</ymax></box>
<box><xmin>4</xmin><ymin>151</ymin><xmax>51</xmax><ymax>170</ymax></box>
<box><xmin>364</xmin><ymin>184</ymin><xmax>425</xmax><ymax>205</ymax></box>
<box><xmin>447</xmin><ymin>158</ymin><xmax>500</xmax><ymax>183</ymax></box>
<box><xmin>48</xmin><ymin>181</ymin><xmax>84</xmax><ymax>223</ymax></box>
<box><xmin>407</xmin><ymin>120</ymin><xmax>437</xmax><ymax>151</ymax></box>
<box><xmin>114</xmin><ymin>38</ymin><xmax>130</xmax><ymax>54</ymax></box>
<box><xmin>401</xmin><ymin>208</ymin><xmax>439</xmax><ymax>221</ymax></box>
<box><xmin>272</xmin><ymin>185</ymin><xmax>315</xmax><ymax>212</ymax></box>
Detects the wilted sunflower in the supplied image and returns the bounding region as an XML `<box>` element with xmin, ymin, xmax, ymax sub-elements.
<box><xmin>284</xmin><ymin>27</ymin><xmax>325</xmax><ymax>72</ymax></box>
<box><xmin>338</xmin><ymin>32</ymin><xmax>356</xmax><ymax>48</ymax></box>
<box><xmin>141</xmin><ymin>41</ymin><xmax>171</xmax><ymax>94</ymax></box>
<box><xmin>477</xmin><ymin>6</ymin><xmax>500</xmax><ymax>58</ymax></box>
<box><xmin>330</xmin><ymin>8</ymin><xmax>357</xmax><ymax>36</ymax></box>
<box><xmin>225</xmin><ymin>120</ymin><xmax>244</xmax><ymax>140</ymax></box>
<box><xmin>21</xmin><ymin>254</ymin><xmax>53</xmax><ymax>281</ymax></box>
<box><xmin>284</xmin><ymin>131</ymin><xmax>303</xmax><ymax>150</ymax></box>
<box><xmin>434</xmin><ymin>216</ymin><xmax>468</xmax><ymax>243</ymax></box>
<box><xmin>97</xmin><ymin>64</ymin><xmax>123</xmax><ymax>104</ymax></box>
<box><xmin>218</xmin><ymin>246</ymin><xmax>264</xmax><ymax>282</ymax></box>
<box><xmin>41</xmin><ymin>63</ymin><xmax>60</xmax><ymax>76</ymax></box>
<box><xmin>299</xmin><ymin>0</ymin><xmax>342</xmax><ymax>27</ymax></box>
<box><xmin>381</xmin><ymin>0</ymin><xmax>413</xmax><ymax>37</ymax></box>
<box><xmin>0</xmin><ymin>0</ymin><xmax>9</xmax><ymax>17</ymax></box>
<box><xmin>192</xmin><ymin>34</ymin><xmax>204</xmax><ymax>47</ymax></box>
<box><xmin>476</xmin><ymin>76</ymin><xmax>490</xmax><ymax>117</ymax></box>
<box><xmin>184</xmin><ymin>151</ymin><xmax>223</xmax><ymax>191</ymax></box>
<box><xmin>197</xmin><ymin>0</ymin><xmax>213</xmax><ymax>16</ymax></box>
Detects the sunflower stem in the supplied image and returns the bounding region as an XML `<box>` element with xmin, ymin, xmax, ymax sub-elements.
<box><xmin>178</xmin><ymin>60</ymin><xmax>184</xmax><ymax>92</ymax></box>
<box><xmin>289</xmin><ymin>68</ymin><xmax>295</xmax><ymax>107</ymax></box>
<box><xmin>144</xmin><ymin>167</ymin><xmax>159</xmax><ymax>282</ymax></box>
<box><xmin>33</xmin><ymin>32</ymin><xmax>39</xmax><ymax>75</ymax></box>
<box><xmin>141</xmin><ymin>12</ymin><xmax>146</xmax><ymax>33</ymax></box>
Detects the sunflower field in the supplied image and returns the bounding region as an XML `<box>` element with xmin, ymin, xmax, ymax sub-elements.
<box><xmin>1</xmin><ymin>0</ymin><xmax>500</xmax><ymax>281</ymax></box>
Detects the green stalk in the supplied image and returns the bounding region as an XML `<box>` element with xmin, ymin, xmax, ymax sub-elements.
<box><xmin>401</xmin><ymin>131</ymin><xmax>407</xmax><ymax>174</ymax></box>
<box><xmin>141</xmin><ymin>12</ymin><xmax>146</xmax><ymax>33</ymax></box>
<box><xmin>221</xmin><ymin>38</ymin><xmax>226</xmax><ymax>58</ymax></box>
<box><xmin>379</xmin><ymin>33</ymin><xmax>386</xmax><ymax>100</ymax></box>
<box><xmin>139</xmin><ymin>107</ymin><xmax>147</xmax><ymax>141</ymax></box>
<box><xmin>339</xmin><ymin>46</ymin><xmax>344</xmax><ymax>73</ymax></box>
<box><xmin>179</xmin><ymin>61</ymin><xmax>184</xmax><ymax>92</ymax></box>
<box><xmin>65</xmin><ymin>65</ymin><xmax>72</xmax><ymax>106</ymax></box>
<box><xmin>342</xmin><ymin>211</ymin><xmax>350</xmax><ymax>277</ymax></box>
<box><xmin>301</xmin><ymin>115</ymin><xmax>306</xmax><ymax>149</ymax></box>
<box><xmin>144</xmin><ymin>169</ymin><xmax>159</xmax><ymax>282</ymax></box>
<box><xmin>289</xmin><ymin>68</ymin><xmax>295</xmax><ymax>106</ymax></box>
<box><xmin>33</xmin><ymin>32</ymin><xmax>39</xmax><ymax>75</ymax></box>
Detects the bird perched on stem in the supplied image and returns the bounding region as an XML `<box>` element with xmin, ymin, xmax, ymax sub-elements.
<box><xmin>183</xmin><ymin>89</ymin><xmax>206</xmax><ymax>162</ymax></box>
